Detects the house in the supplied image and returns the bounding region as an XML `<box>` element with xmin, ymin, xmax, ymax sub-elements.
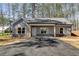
<box><xmin>11</xmin><ymin>18</ymin><xmax>72</xmax><ymax>38</ymax></box>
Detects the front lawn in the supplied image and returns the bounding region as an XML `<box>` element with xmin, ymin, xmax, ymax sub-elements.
<box><xmin>0</xmin><ymin>33</ymin><xmax>10</xmax><ymax>38</ymax></box>
<box><xmin>0</xmin><ymin>33</ymin><xmax>22</xmax><ymax>46</ymax></box>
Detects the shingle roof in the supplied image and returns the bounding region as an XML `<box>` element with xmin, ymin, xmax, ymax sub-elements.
<box><xmin>12</xmin><ymin>18</ymin><xmax>72</xmax><ymax>27</ymax></box>
<box><xmin>27</xmin><ymin>18</ymin><xmax>72</xmax><ymax>24</ymax></box>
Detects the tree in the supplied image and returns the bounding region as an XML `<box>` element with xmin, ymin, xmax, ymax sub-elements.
<box><xmin>0</xmin><ymin>4</ymin><xmax>5</xmax><ymax>34</ymax></box>
<box><xmin>55</xmin><ymin>4</ymin><xmax>63</xmax><ymax>17</ymax></box>
<box><xmin>11</xmin><ymin>4</ymin><xmax>18</xmax><ymax>20</ymax></box>
<box><xmin>32</xmin><ymin>3</ymin><xmax>36</xmax><ymax>18</ymax></box>
<box><xmin>0</xmin><ymin>4</ymin><xmax>9</xmax><ymax>34</ymax></box>
<box><xmin>7</xmin><ymin>3</ymin><xmax>12</xmax><ymax>33</ymax></box>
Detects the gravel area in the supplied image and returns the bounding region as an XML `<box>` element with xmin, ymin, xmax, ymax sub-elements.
<box><xmin>0</xmin><ymin>37</ymin><xmax>79</xmax><ymax>56</ymax></box>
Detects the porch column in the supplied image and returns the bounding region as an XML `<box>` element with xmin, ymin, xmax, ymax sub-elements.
<box><xmin>54</xmin><ymin>25</ymin><xmax>56</xmax><ymax>37</ymax></box>
<box><xmin>70</xmin><ymin>26</ymin><xmax>72</xmax><ymax>36</ymax></box>
<box><xmin>27</xmin><ymin>26</ymin><xmax>31</xmax><ymax>38</ymax></box>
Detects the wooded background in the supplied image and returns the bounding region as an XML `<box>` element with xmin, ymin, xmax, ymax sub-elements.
<box><xmin>0</xmin><ymin>3</ymin><xmax>79</xmax><ymax>31</ymax></box>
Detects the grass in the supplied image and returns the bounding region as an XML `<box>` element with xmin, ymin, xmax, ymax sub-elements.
<box><xmin>0</xmin><ymin>33</ymin><xmax>23</xmax><ymax>46</ymax></box>
<box><xmin>0</xmin><ymin>33</ymin><xmax>11</xmax><ymax>40</ymax></box>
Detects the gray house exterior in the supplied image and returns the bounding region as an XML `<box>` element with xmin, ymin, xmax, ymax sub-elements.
<box><xmin>12</xmin><ymin>18</ymin><xmax>72</xmax><ymax>38</ymax></box>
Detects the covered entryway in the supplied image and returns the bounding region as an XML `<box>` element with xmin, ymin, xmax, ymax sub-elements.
<box><xmin>31</xmin><ymin>25</ymin><xmax>56</xmax><ymax>37</ymax></box>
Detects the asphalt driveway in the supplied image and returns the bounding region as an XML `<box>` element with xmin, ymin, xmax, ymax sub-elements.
<box><xmin>0</xmin><ymin>38</ymin><xmax>79</xmax><ymax>56</ymax></box>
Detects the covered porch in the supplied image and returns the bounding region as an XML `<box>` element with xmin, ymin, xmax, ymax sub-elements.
<box><xmin>30</xmin><ymin>24</ymin><xmax>72</xmax><ymax>37</ymax></box>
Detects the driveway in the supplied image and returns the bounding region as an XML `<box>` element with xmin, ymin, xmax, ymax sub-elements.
<box><xmin>0</xmin><ymin>38</ymin><xmax>79</xmax><ymax>56</ymax></box>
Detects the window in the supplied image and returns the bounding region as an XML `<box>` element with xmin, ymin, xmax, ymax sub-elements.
<box><xmin>22</xmin><ymin>27</ymin><xmax>25</xmax><ymax>34</ymax></box>
<box><xmin>18</xmin><ymin>27</ymin><xmax>25</xmax><ymax>34</ymax></box>
<box><xmin>18</xmin><ymin>27</ymin><xmax>21</xmax><ymax>34</ymax></box>
<box><xmin>40</xmin><ymin>28</ymin><xmax>47</xmax><ymax>34</ymax></box>
<box><xmin>60</xmin><ymin>28</ymin><xmax>63</xmax><ymax>34</ymax></box>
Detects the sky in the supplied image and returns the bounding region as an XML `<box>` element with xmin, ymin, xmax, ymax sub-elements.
<box><xmin>0</xmin><ymin>4</ymin><xmax>15</xmax><ymax>20</ymax></box>
<box><xmin>0</xmin><ymin>4</ymin><xmax>8</xmax><ymax>13</ymax></box>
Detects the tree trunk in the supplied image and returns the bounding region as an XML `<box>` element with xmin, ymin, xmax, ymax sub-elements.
<box><xmin>32</xmin><ymin>3</ymin><xmax>36</xmax><ymax>18</ymax></box>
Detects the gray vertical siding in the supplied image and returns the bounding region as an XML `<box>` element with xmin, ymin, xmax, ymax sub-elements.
<box><xmin>14</xmin><ymin>22</ymin><xmax>27</xmax><ymax>35</ymax></box>
<box><xmin>31</xmin><ymin>26</ymin><xmax>71</xmax><ymax>37</ymax></box>
<box><xmin>56</xmin><ymin>27</ymin><xmax>60</xmax><ymax>34</ymax></box>
<box><xmin>31</xmin><ymin>27</ymin><xmax>54</xmax><ymax>36</ymax></box>
<box><xmin>48</xmin><ymin>27</ymin><xmax>54</xmax><ymax>35</ymax></box>
<box><xmin>32</xmin><ymin>27</ymin><xmax>37</xmax><ymax>36</ymax></box>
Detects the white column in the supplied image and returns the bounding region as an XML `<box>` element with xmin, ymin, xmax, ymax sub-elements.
<box><xmin>54</xmin><ymin>25</ymin><xmax>56</xmax><ymax>37</ymax></box>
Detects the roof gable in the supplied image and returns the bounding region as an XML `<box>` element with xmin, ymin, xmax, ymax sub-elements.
<box><xmin>12</xmin><ymin>18</ymin><xmax>24</xmax><ymax>26</ymax></box>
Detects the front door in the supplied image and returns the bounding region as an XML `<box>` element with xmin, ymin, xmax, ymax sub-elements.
<box><xmin>60</xmin><ymin>28</ymin><xmax>63</xmax><ymax>34</ymax></box>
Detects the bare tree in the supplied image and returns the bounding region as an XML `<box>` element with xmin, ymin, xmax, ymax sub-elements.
<box><xmin>0</xmin><ymin>4</ymin><xmax>8</xmax><ymax>35</ymax></box>
<box><xmin>22</xmin><ymin>4</ymin><xmax>27</xmax><ymax>18</ymax></box>
<box><xmin>32</xmin><ymin>3</ymin><xmax>36</xmax><ymax>18</ymax></box>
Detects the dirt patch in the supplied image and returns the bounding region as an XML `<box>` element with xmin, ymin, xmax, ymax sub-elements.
<box><xmin>58</xmin><ymin>37</ymin><xmax>79</xmax><ymax>49</ymax></box>
<box><xmin>72</xmin><ymin>31</ymin><xmax>79</xmax><ymax>36</ymax></box>
<box><xmin>0</xmin><ymin>37</ymin><xmax>24</xmax><ymax>46</ymax></box>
